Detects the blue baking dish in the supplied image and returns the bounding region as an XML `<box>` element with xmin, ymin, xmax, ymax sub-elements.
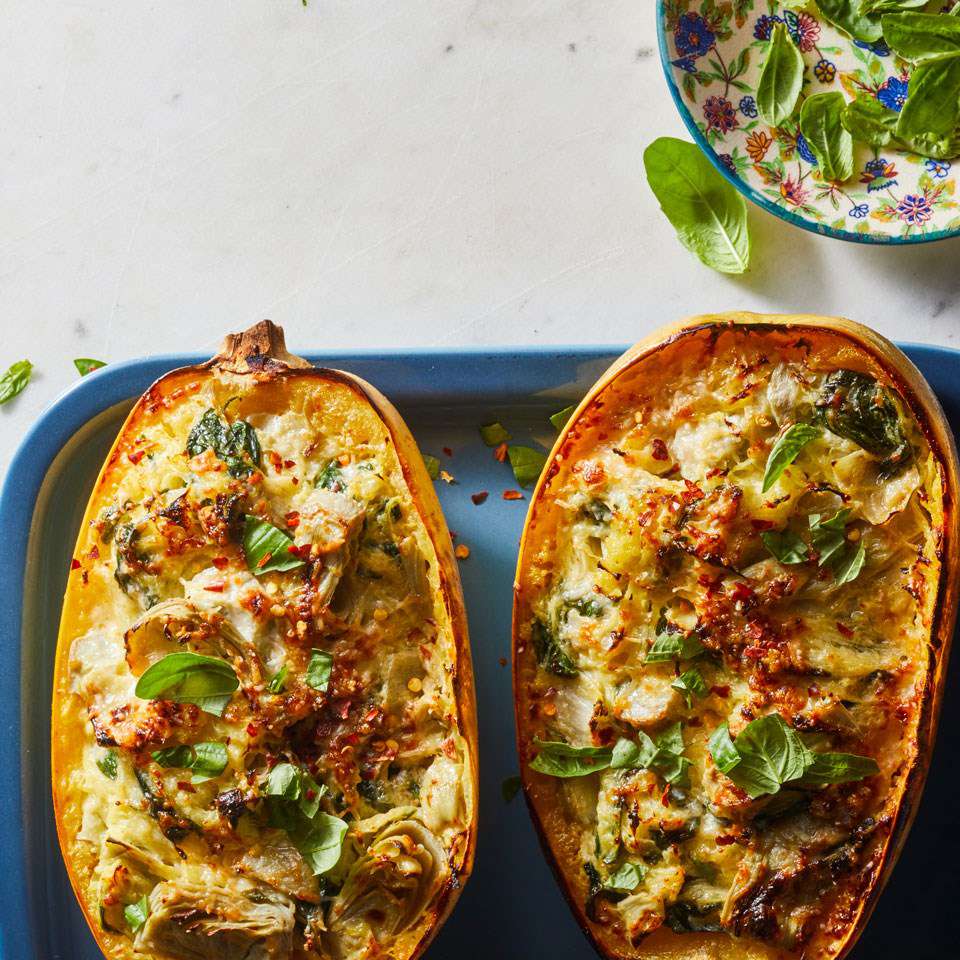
<box><xmin>1</xmin><ymin>343</ymin><xmax>958</xmax><ymax>959</ymax></box>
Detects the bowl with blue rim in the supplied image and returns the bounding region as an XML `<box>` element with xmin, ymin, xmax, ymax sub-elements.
<box><xmin>656</xmin><ymin>0</ymin><xmax>960</xmax><ymax>244</ymax></box>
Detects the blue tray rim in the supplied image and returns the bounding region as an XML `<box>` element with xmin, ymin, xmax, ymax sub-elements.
<box><xmin>1</xmin><ymin>339</ymin><xmax>957</xmax><ymax>958</ymax></box>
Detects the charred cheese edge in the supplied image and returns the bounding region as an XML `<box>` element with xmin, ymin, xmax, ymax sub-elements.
<box><xmin>513</xmin><ymin>314</ymin><xmax>959</xmax><ymax>960</ymax></box>
<box><xmin>52</xmin><ymin>322</ymin><xmax>477</xmax><ymax>960</ymax></box>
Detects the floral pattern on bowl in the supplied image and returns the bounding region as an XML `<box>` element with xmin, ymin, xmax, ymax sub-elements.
<box><xmin>657</xmin><ymin>0</ymin><xmax>960</xmax><ymax>243</ymax></box>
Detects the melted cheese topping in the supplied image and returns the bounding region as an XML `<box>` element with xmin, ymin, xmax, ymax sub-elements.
<box><xmin>54</xmin><ymin>370</ymin><xmax>473</xmax><ymax>960</ymax></box>
<box><xmin>516</xmin><ymin>328</ymin><xmax>946</xmax><ymax>959</ymax></box>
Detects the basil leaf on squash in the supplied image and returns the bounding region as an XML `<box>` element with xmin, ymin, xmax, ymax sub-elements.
<box><xmin>672</xmin><ymin>668</ymin><xmax>708</xmax><ymax>708</ymax></box>
<box><xmin>315</xmin><ymin>460</ymin><xmax>345</xmax><ymax>491</ymax></box>
<box><xmin>135</xmin><ymin>652</ymin><xmax>239</xmax><ymax>716</ymax></box>
<box><xmin>762</xmin><ymin>422</ymin><xmax>821</xmax><ymax>492</ymax></box>
<box><xmin>809</xmin><ymin>509</ymin><xmax>851</xmax><ymax>567</ymax></box>
<box><xmin>550</xmin><ymin>405</ymin><xmax>576</xmax><ymax>431</ymax></box>
<box><xmin>508</xmin><ymin>445</ymin><xmax>548</xmax><ymax>488</ymax></box>
<box><xmin>611</xmin><ymin>733</ymin><xmax>658</xmax><ymax>770</ymax></box>
<box><xmin>707</xmin><ymin>723</ymin><xmax>741</xmax><ymax>774</ymax></box>
<box><xmin>800</xmin><ymin>92</ymin><xmax>854</xmax><ymax>182</ymax></box>
<box><xmin>643</xmin><ymin>137</ymin><xmax>750</xmax><ymax>275</ymax></box>
<box><xmin>530</xmin><ymin>739</ymin><xmax>613</xmax><ymax>778</ymax></box>
<box><xmin>833</xmin><ymin>540</ymin><xmax>867</xmax><ymax>585</ymax></box>
<box><xmin>761</xmin><ymin>528</ymin><xmax>809</xmax><ymax>564</ymax></box>
<box><xmin>295</xmin><ymin>813</ymin><xmax>349</xmax><ymax>876</ymax></box>
<box><xmin>882</xmin><ymin>11</ymin><xmax>960</xmax><ymax>62</ymax></box>
<box><xmin>267</xmin><ymin>664</ymin><xmax>289</xmax><ymax>694</ymax></box>
<box><xmin>757</xmin><ymin>24</ymin><xmax>805</xmax><ymax>127</ymax></box>
<box><xmin>152</xmin><ymin>741</ymin><xmax>228</xmax><ymax>784</ymax></box>
<box><xmin>186</xmin><ymin>408</ymin><xmax>261</xmax><ymax>478</ymax></box>
<box><xmin>605</xmin><ymin>862</ymin><xmax>644</xmax><ymax>892</ymax></box>
<box><xmin>645</xmin><ymin>628</ymin><xmax>706</xmax><ymax>664</ymax></box>
<box><xmin>816</xmin><ymin>0</ymin><xmax>883</xmax><ymax>42</ymax></box>
<box><xmin>479</xmin><ymin>422</ymin><xmax>510</xmax><ymax>446</ymax></box>
<box><xmin>797</xmin><ymin>751</ymin><xmax>879</xmax><ymax>786</ymax></box>
<box><xmin>305</xmin><ymin>649</ymin><xmax>333</xmax><ymax>692</ymax></box>
<box><xmin>0</xmin><ymin>360</ymin><xmax>32</xmax><ymax>404</ymax></box>
<box><xmin>612</xmin><ymin>726</ymin><xmax>691</xmax><ymax>786</ymax></box>
<box><xmin>97</xmin><ymin>749</ymin><xmax>119</xmax><ymax>780</ymax></box>
<box><xmin>124</xmin><ymin>895</ymin><xmax>150</xmax><ymax>933</ymax></box>
<box><xmin>243</xmin><ymin>515</ymin><xmax>305</xmax><ymax>574</ymax></box>
<box><xmin>74</xmin><ymin>358</ymin><xmax>107</xmax><ymax>376</ymax></box>
<box><xmin>532</xmin><ymin>618</ymin><xmax>578</xmax><ymax>677</ymax></box>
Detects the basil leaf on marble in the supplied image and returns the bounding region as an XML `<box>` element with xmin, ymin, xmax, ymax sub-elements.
<box><xmin>643</xmin><ymin>137</ymin><xmax>750</xmax><ymax>275</ymax></box>
<box><xmin>74</xmin><ymin>358</ymin><xmax>107</xmax><ymax>376</ymax></box>
<box><xmin>0</xmin><ymin>360</ymin><xmax>32</xmax><ymax>404</ymax></box>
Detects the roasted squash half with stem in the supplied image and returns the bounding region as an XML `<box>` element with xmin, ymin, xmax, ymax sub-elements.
<box><xmin>513</xmin><ymin>313</ymin><xmax>959</xmax><ymax>960</ymax></box>
<box><xmin>52</xmin><ymin>321</ymin><xmax>477</xmax><ymax>960</ymax></box>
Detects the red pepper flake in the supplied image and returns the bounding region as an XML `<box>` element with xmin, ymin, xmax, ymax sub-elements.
<box><xmin>337</xmin><ymin>453</ymin><xmax>351</xmax><ymax>467</ymax></box>
<box><xmin>283</xmin><ymin>459</ymin><xmax>295</xmax><ymax>469</ymax></box>
<box><xmin>836</xmin><ymin>621</ymin><xmax>854</xmax><ymax>638</ymax></box>
<box><xmin>291</xmin><ymin>477</ymin><xmax>299</xmax><ymax>485</ymax></box>
<box><xmin>716</xmin><ymin>834</ymin><xmax>737</xmax><ymax>846</ymax></box>
<box><xmin>212</xmin><ymin>556</ymin><xmax>229</xmax><ymax>570</ymax></box>
<box><xmin>246</xmin><ymin>722</ymin><xmax>259</xmax><ymax>737</ymax></box>
<box><xmin>204</xmin><ymin>580</ymin><xmax>226</xmax><ymax>592</ymax></box>
<box><xmin>651</xmin><ymin>438</ymin><xmax>669</xmax><ymax>461</ymax></box>
<box><xmin>660</xmin><ymin>784</ymin><xmax>671</xmax><ymax>807</ymax></box>
<box><xmin>493</xmin><ymin>442</ymin><xmax>508</xmax><ymax>463</ymax></box>
<box><xmin>363</xmin><ymin>707</ymin><xmax>380</xmax><ymax>723</ymax></box>
<box><xmin>305</xmin><ymin>788</ymin><xmax>317</xmax><ymax>801</ymax></box>
<box><xmin>710</xmin><ymin>685</ymin><xmax>731</xmax><ymax>698</ymax></box>
<box><xmin>335</xmin><ymin>700</ymin><xmax>352</xmax><ymax>720</ymax></box>
<box><xmin>750</xmin><ymin>518</ymin><xmax>775</xmax><ymax>531</ymax></box>
<box><xmin>267</xmin><ymin>450</ymin><xmax>283</xmax><ymax>474</ymax></box>
<box><xmin>177</xmin><ymin>780</ymin><xmax>196</xmax><ymax>793</ymax></box>
<box><xmin>503</xmin><ymin>490</ymin><xmax>524</xmax><ymax>501</ymax></box>
<box><xmin>442</xmin><ymin>446</ymin><xmax>454</xmax><ymax>457</ymax></box>
<box><xmin>70</xmin><ymin>558</ymin><xmax>81</xmax><ymax>570</ymax></box>
<box><xmin>681</xmin><ymin>478</ymin><xmax>703</xmax><ymax>503</ymax></box>
<box><xmin>257</xmin><ymin>552</ymin><xmax>273</xmax><ymax>568</ymax></box>
<box><xmin>285</xmin><ymin>511</ymin><xmax>300</xmax><ymax>529</ymax></box>
<box><xmin>88</xmin><ymin>545</ymin><xmax>100</xmax><ymax>560</ymax></box>
<box><xmin>471</xmin><ymin>491</ymin><xmax>488</xmax><ymax>505</ymax></box>
<box><xmin>499</xmin><ymin>657</ymin><xmax>508</xmax><ymax>667</ymax></box>
<box><xmin>127</xmin><ymin>449</ymin><xmax>145</xmax><ymax>465</ymax></box>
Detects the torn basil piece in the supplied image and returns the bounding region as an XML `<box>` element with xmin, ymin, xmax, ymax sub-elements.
<box><xmin>242</xmin><ymin>515</ymin><xmax>305</xmax><ymax>574</ymax></box>
<box><xmin>135</xmin><ymin>652</ymin><xmax>239</xmax><ymax>717</ymax></box>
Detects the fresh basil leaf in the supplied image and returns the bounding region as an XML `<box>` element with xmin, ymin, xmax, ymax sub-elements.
<box><xmin>0</xmin><ymin>360</ymin><xmax>32</xmax><ymax>404</ymax></box>
<box><xmin>267</xmin><ymin>664</ymin><xmax>289</xmax><ymax>694</ymax></box>
<box><xmin>315</xmin><ymin>460</ymin><xmax>345</xmax><ymax>491</ymax></box>
<box><xmin>882</xmin><ymin>11</ymin><xmax>960</xmax><ymax>61</ymax></box>
<box><xmin>479</xmin><ymin>422</ymin><xmax>511</xmax><ymax>446</ymax></box>
<box><xmin>265</xmin><ymin>762</ymin><xmax>302</xmax><ymax>799</ymax></box>
<box><xmin>532</xmin><ymin>619</ymin><xmax>578</xmax><ymax>678</ymax></box>
<box><xmin>123</xmin><ymin>895</ymin><xmax>150</xmax><ymax>933</ymax></box>
<box><xmin>550</xmin><ymin>405</ymin><xmax>576</xmax><ymax>431</ymax></box>
<box><xmin>501</xmin><ymin>774</ymin><xmax>522</xmax><ymax>803</ymax></box>
<box><xmin>508</xmin><ymin>445</ymin><xmax>548</xmax><ymax>488</ymax></box>
<box><xmin>298</xmin><ymin>770</ymin><xmax>325</xmax><ymax>819</ymax></box>
<box><xmin>757</xmin><ymin>24</ymin><xmax>805</xmax><ymax>127</ymax></box>
<box><xmin>762</xmin><ymin>422</ymin><xmax>821</xmax><ymax>493</ymax></box>
<box><xmin>649</xmin><ymin>723</ymin><xmax>692</xmax><ymax>786</ymax></box>
<box><xmin>295</xmin><ymin>812</ymin><xmax>349</xmax><ymax>875</ymax></box>
<box><xmin>190</xmin><ymin>742</ymin><xmax>229</xmax><ymax>783</ymax></box>
<box><xmin>74</xmin><ymin>358</ymin><xmax>107</xmax><ymax>376</ymax></box>
<box><xmin>135</xmin><ymin>652</ymin><xmax>239</xmax><ymax>716</ymax></box>
<box><xmin>672</xmin><ymin>668</ymin><xmax>708</xmax><ymax>708</ymax></box>
<box><xmin>809</xmin><ymin>509</ymin><xmax>852</xmax><ymax>567</ymax></box>
<box><xmin>859</xmin><ymin>0</ymin><xmax>927</xmax><ymax>12</ymax></box>
<box><xmin>306</xmin><ymin>649</ymin><xmax>333</xmax><ymax>692</ymax></box>
<box><xmin>186</xmin><ymin>408</ymin><xmax>261</xmax><ymax>478</ymax></box>
<box><xmin>817</xmin><ymin>0</ymin><xmax>883</xmax><ymax>42</ymax></box>
<box><xmin>833</xmin><ymin>540</ymin><xmax>867</xmax><ymax>584</ymax></box>
<box><xmin>97</xmin><ymin>749</ymin><xmax>119</xmax><ymax>780</ymax></box>
<box><xmin>606</xmin><ymin>861</ymin><xmax>645</xmax><ymax>892</ymax></box>
<box><xmin>761</xmin><ymin>528</ymin><xmax>809</xmax><ymax>564</ymax></box>
<box><xmin>645</xmin><ymin>630</ymin><xmax>706</xmax><ymax>664</ymax></box>
<box><xmin>643</xmin><ymin>137</ymin><xmax>749</xmax><ymax>275</ymax></box>
<box><xmin>151</xmin><ymin>745</ymin><xmax>196</xmax><ymax>769</ymax></box>
<box><xmin>797</xmin><ymin>751</ymin><xmax>879</xmax><ymax>786</ymax></box>
<box><xmin>708</xmin><ymin>723</ymin><xmax>741</xmax><ymax>774</ymax></box>
<box><xmin>243</xmin><ymin>515</ymin><xmax>305</xmax><ymax>574</ymax></box>
<box><xmin>529</xmin><ymin>739</ymin><xmax>613</xmax><ymax>778</ymax></box>
<box><xmin>897</xmin><ymin>55</ymin><xmax>960</xmax><ymax>146</ymax></box>
<box><xmin>800</xmin><ymin>92</ymin><xmax>854</xmax><ymax>182</ymax></box>
<box><xmin>422</xmin><ymin>454</ymin><xmax>440</xmax><ymax>480</ymax></box>
<box><xmin>842</xmin><ymin>96</ymin><xmax>900</xmax><ymax>147</ymax></box>
<box><xmin>711</xmin><ymin>714</ymin><xmax>809</xmax><ymax>798</ymax></box>
<box><xmin>610</xmin><ymin>733</ymin><xmax>658</xmax><ymax>770</ymax></box>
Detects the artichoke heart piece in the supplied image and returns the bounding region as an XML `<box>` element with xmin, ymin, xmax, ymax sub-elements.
<box><xmin>52</xmin><ymin>322</ymin><xmax>477</xmax><ymax>960</ymax></box>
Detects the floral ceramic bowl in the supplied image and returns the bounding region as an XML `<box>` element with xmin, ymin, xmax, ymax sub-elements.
<box><xmin>656</xmin><ymin>0</ymin><xmax>960</xmax><ymax>243</ymax></box>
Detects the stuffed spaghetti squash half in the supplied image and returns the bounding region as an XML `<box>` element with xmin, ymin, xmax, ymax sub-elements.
<box><xmin>513</xmin><ymin>314</ymin><xmax>959</xmax><ymax>960</ymax></box>
<box><xmin>52</xmin><ymin>322</ymin><xmax>477</xmax><ymax>960</ymax></box>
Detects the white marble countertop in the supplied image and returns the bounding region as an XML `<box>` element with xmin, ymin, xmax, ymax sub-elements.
<box><xmin>3</xmin><ymin>0</ymin><xmax>959</xmax><ymax>479</ymax></box>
